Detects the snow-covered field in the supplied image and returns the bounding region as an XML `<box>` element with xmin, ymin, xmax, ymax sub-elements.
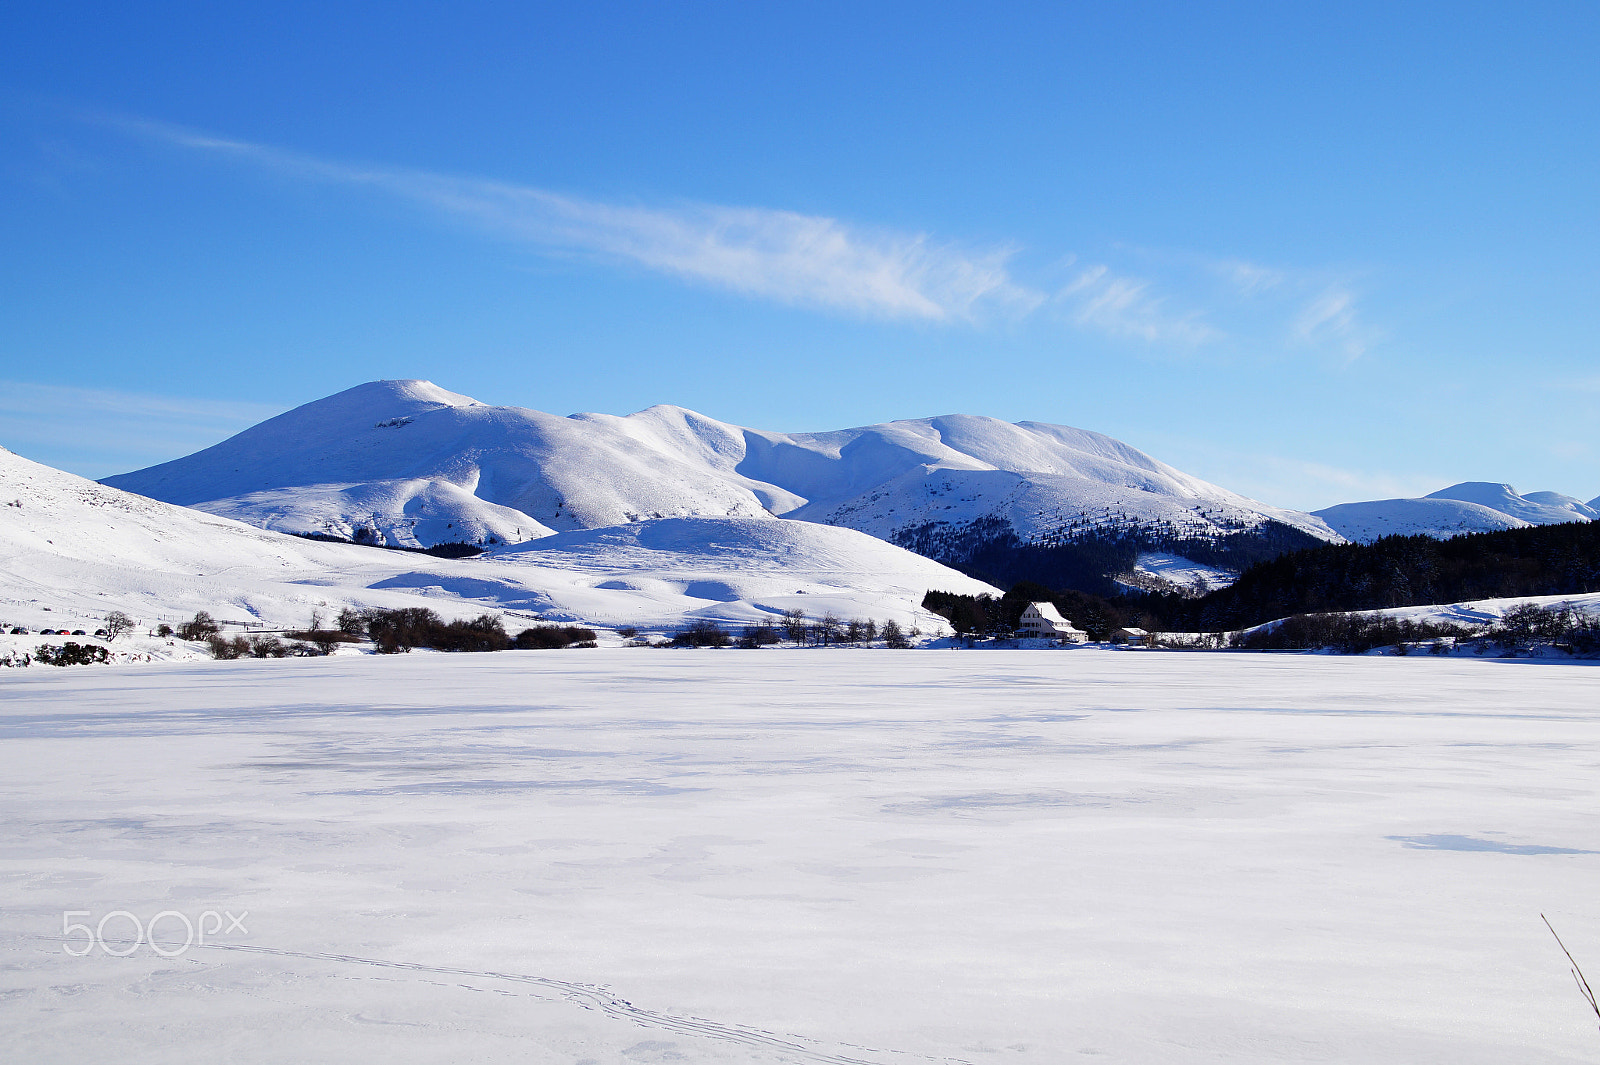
<box><xmin>4</xmin><ymin>650</ymin><xmax>1598</xmax><ymax>1063</ymax></box>
<box><xmin>0</xmin><ymin>445</ymin><xmax>990</xmax><ymax>637</ymax></box>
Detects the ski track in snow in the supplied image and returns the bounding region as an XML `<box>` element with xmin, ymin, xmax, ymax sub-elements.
<box><xmin>23</xmin><ymin>934</ymin><xmax>959</xmax><ymax>1065</ymax></box>
<box><xmin>195</xmin><ymin>941</ymin><xmax>970</xmax><ymax>1065</ymax></box>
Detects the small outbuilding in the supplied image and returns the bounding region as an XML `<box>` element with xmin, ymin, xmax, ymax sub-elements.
<box><xmin>1111</xmin><ymin>626</ymin><xmax>1153</xmax><ymax>646</ymax></box>
<box><xmin>1018</xmin><ymin>602</ymin><xmax>1088</xmax><ymax>643</ymax></box>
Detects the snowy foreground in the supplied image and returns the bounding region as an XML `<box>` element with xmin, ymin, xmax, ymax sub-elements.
<box><xmin>3</xmin><ymin>650</ymin><xmax>1599</xmax><ymax>1063</ymax></box>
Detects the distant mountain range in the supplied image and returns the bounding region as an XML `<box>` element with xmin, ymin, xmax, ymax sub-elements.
<box><xmin>102</xmin><ymin>380</ymin><xmax>1342</xmax><ymax>591</ymax></box>
<box><xmin>92</xmin><ymin>380</ymin><xmax>1596</xmax><ymax>597</ymax></box>
<box><xmin>1313</xmin><ymin>483</ymin><xmax>1598</xmax><ymax>543</ymax></box>
<box><xmin>8</xmin><ymin>370</ymin><xmax>1597</xmax><ymax>637</ymax></box>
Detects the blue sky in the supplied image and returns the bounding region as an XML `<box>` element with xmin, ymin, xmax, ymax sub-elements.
<box><xmin>2</xmin><ymin>2</ymin><xmax>1597</xmax><ymax>510</ymax></box>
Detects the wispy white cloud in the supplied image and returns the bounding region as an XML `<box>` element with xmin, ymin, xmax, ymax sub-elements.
<box><xmin>117</xmin><ymin>117</ymin><xmax>1038</xmax><ymax>323</ymax></box>
<box><xmin>1103</xmin><ymin>244</ymin><xmax>1379</xmax><ymax>361</ymax></box>
<box><xmin>1056</xmin><ymin>265</ymin><xmax>1222</xmax><ymax>345</ymax></box>
<box><xmin>106</xmin><ymin>116</ymin><xmax>1383</xmax><ymax>357</ymax></box>
<box><xmin>1294</xmin><ymin>286</ymin><xmax>1371</xmax><ymax>361</ymax></box>
<box><xmin>1210</xmin><ymin>257</ymin><xmax>1285</xmax><ymax>297</ymax></box>
<box><xmin>0</xmin><ymin>381</ymin><xmax>282</xmax><ymax>478</ymax></box>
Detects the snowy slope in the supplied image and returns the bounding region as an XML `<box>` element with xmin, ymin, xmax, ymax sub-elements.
<box><xmin>1</xmin><ymin>445</ymin><xmax>987</xmax><ymax>636</ymax></box>
<box><xmin>1315</xmin><ymin>481</ymin><xmax>1595</xmax><ymax>543</ymax></box>
<box><xmin>105</xmin><ymin>380</ymin><xmax>1341</xmax><ymax>551</ymax></box>
<box><xmin>0</xmin><ymin>442</ymin><xmax>434</xmax><ymax>630</ymax></box>
<box><xmin>1367</xmin><ymin>589</ymin><xmax>1600</xmax><ymax>631</ymax></box>
<box><xmin>478</xmin><ymin>517</ymin><xmax>995</xmax><ymax>630</ymax></box>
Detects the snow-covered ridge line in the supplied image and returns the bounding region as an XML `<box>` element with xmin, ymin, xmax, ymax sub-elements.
<box><xmin>102</xmin><ymin>379</ymin><xmax>1342</xmax><ymax>552</ymax></box>
<box><xmin>1314</xmin><ymin>481</ymin><xmax>1598</xmax><ymax>543</ymax></box>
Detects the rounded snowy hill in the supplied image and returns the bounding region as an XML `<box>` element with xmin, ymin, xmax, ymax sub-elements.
<box><xmin>477</xmin><ymin>516</ymin><xmax>998</xmax><ymax>629</ymax></box>
<box><xmin>103</xmin><ymin>380</ymin><xmax>1340</xmax><ymax>550</ymax></box>
<box><xmin>1314</xmin><ymin>482</ymin><xmax>1597</xmax><ymax>543</ymax></box>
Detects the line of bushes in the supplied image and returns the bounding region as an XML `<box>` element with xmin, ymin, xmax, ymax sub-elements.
<box><xmin>511</xmin><ymin>624</ymin><xmax>601</xmax><ymax>650</ymax></box>
<box><xmin>353</xmin><ymin>609</ymin><xmax>596</xmax><ymax>654</ymax></box>
<box><xmin>168</xmin><ymin>607</ymin><xmax>598</xmax><ymax>658</ymax></box>
<box><xmin>204</xmin><ymin>633</ymin><xmax>335</xmax><ymax>659</ymax></box>
<box><xmin>35</xmin><ymin>642</ymin><xmax>111</xmax><ymax>666</ymax></box>
<box><xmin>667</xmin><ymin>612</ymin><xmax>914</xmax><ymax>648</ymax></box>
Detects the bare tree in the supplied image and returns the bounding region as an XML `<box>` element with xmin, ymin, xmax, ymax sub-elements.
<box><xmin>102</xmin><ymin>611</ymin><xmax>135</xmax><ymax>641</ymax></box>
<box><xmin>780</xmin><ymin>608</ymin><xmax>807</xmax><ymax>643</ymax></box>
<box><xmin>176</xmin><ymin>611</ymin><xmax>221</xmax><ymax>642</ymax></box>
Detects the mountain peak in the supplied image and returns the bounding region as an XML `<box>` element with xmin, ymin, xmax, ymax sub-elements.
<box><xmin>1425</xmin><ymin>482</ymin><xmax>1520</xmax><ymax>505</ymax></box>
<box><xmin>330</xmin><ymin>379</ymin><xmax>482</xmax><ymax>411</ymax></box>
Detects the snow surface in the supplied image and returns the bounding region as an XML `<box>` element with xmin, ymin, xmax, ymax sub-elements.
<box><xmin>0</xmin><ymin>446</ymin><xmax>991</xmax><ymax>636</ymax></box>
<box><xmin>1315</xmin><ymin>481</ymin><xmax>1596</xmax><ymax>543</ymax></box>
<box><xmin>3</xmin><ymin>650</ymin><xmax>1598</xmax><ymax>1063</ymax></box>
<box><xmin>1121</xmin><ymin>551</ymin><xmax>1237</xmax><ymax>594</ymax></box>
<box><xmin>103</xmin><ymin>380</ymin><xmax>1341</xmax><ymax>550</ymax></box>
<box><xmin>1346</xmin><ymin>590</ymin><xmax>1600</xmax><ymax>633</ymax></box>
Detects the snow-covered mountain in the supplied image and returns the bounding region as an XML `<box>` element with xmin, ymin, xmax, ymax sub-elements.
<box><xmin>1314</xmin><ymin>481</ymin><xmax>1597</xmax><ymax>543</ymax></box>
<box><xmin>0</xmin><ymin>444</ymin><xmax>989</xmax><ymax>636</ymax></box>
<box><xmin>1426</xmin><ymin>482</ymin><xmax>1598</xmax><ymax>524</ymax></box>
<box><xmin>104</xmin><ymin>380</ymin><xmax>1341</xmax><ymax>560</ymax></box>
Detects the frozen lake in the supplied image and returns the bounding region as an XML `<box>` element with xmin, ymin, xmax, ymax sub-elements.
<box><xmin>3</xmin><ymin>649</ymin><xmax>1598</xmax><ymax>1062</ymax></box>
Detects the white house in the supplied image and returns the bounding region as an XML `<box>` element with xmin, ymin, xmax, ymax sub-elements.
<box><xmin>1017</xmin><ymin>602</ymin><xmax>1088</xmax><ymax>642</ymax></box>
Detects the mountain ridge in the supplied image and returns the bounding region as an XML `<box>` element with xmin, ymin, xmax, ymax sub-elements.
<box><xmin>103</xmin><ymin>380</ymin><xmax>1343</xmax><ymax>564</ymax></box>
<box><xmin>1314</xmin><ymin>481</ymin><xmax>1597</xmax><ymax>543</ymax></box>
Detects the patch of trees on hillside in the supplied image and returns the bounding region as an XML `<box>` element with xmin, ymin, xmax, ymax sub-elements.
<box><xmin>894</xmin><ymin>517</ymin><xmax>1323</xmax><ymax>596</ymax></box>
<box><xmin>1183</xmin><ymin>521</ymin><xmax>1600</xmax><ymax>631</ymax></box>
<box><xmin>924</xmin><ymin>521</ymin><xmax>1600</xmax><ymax>640</ymax></box>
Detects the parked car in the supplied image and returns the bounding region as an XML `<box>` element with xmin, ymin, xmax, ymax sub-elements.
<box><xmin>8</xmin><ymin>627</ymin><xmax>26</xmax><ymax>635</ymax></box>
<box><xmin>71</xmin><ymin>629</ymin><xmax>87</xmax><ymax>636</ymax></box>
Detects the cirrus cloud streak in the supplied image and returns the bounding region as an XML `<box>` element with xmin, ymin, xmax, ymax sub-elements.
<box><xmin>111</xmin><ymin>116</ymin><xmax>1377</xmax><ymax>356</ymax></box>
